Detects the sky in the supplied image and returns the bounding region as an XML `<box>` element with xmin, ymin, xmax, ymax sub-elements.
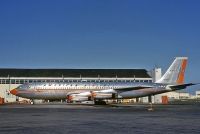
<box><xmin>0</xmin><ymin>0</ymin><xmax>200</xmax><ymax>93</ymax></box>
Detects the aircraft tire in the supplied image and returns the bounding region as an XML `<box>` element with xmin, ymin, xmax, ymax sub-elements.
<box><xmin>94</xmin><ymin>100</ymin><xmax>107</xmax><ymax>105</ymax></box>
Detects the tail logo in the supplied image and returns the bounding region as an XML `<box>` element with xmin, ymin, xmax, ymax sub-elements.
<box><xmin>176</xmin><ymin>59</ymin><xmax>187</xmax><ymax>84</ymax></box>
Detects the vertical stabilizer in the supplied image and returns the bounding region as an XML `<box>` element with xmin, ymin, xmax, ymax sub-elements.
<box><xmin>156</xmin><ymin>57</ymin><xmax>188</xmax><ymax>84</ymax></box>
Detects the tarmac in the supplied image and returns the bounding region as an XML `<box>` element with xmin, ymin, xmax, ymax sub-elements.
<box><xmin>0</xmin><ymin>104</ymin><xmax>200</xmax><ymax>134</ymax></box>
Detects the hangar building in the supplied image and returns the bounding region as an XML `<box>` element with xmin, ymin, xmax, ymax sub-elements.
<box><xmin>0</xmin><ymin>68</ymin><xmax>152</xmax><ymax>103</ymax></box>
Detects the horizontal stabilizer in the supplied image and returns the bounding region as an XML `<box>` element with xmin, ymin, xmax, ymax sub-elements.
<box><xmin>170</xmin><ymin>83</ymin><xmax>197</xmax><ymax>90</ymax></box>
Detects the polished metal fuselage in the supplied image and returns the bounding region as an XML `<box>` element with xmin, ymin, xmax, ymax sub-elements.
<box><xmin>15</xmin><ymin>82</ymin><xmax>170</xmax><ymax>99</ymax></box>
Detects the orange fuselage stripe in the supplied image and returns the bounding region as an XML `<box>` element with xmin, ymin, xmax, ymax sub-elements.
<box><xmin>177</xmin><ymin>59</ymin><xmax>187</xmax><ymax>84</ymax></box>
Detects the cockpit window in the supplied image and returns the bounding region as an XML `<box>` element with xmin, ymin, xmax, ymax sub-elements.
<box><xmin>17</xmin><ymin>84</ymin><xmax>31</xmax><ymax>90</ymax></box>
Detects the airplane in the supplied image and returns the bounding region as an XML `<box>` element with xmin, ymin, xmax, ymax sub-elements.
<box><xmin>10</xmin><ymin>57</ymin><xmax>196</xmax><ymax>104</ymax></box>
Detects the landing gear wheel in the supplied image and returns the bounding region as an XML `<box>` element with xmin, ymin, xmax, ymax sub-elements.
<box><xmin>30</xmin><ymin>100</ymin><xmax>34</xmax><ymax>105</ymax></box>
<box><xmin>94</xmin><ymin>100</ymin><xmax>107</xmax><ymax>105</ymax></box>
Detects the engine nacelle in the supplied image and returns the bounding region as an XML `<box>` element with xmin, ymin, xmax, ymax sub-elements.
<box><xmin>67</xmin><ymin>90</ymin><xmax>118</xmax><ymax>103</ymax></box>
<box><xmin>67</xmin><ymin>93</ymin><xmax>91</xmax><ymax>102</ymax></box>
<box><xmin>71</xmin><ymin>96</ymin><xmax>89</xmax><ymax>102</ymax></box>
<box><xmin>66</xmin><ymin>95</ymin><xmax>73</xmax><ymax>103</ymax></box>
<box><xmin>91</xmin><ymin>91</ymin><xmax>118</xmax><ymax>99</ymax></box>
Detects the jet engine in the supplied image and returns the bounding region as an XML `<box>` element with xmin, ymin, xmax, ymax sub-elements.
<box><xmin>67</xmin><ymin>94</ymin><xmax>89</xmax><ymax>102</ymax></box>
<box><xmin>66</xmin><ymin>92</ymin><xmax>91</xmax><ymax>102</ymax></box>
<box><xmin>90</xmin><ymin>91</ymin><xmax>118</xmax><ymax>99</ymax></box>
<box><xmin>66</xmin><ymin>90</ymin><xmax>118</xmax><ymax>103</ymax></box>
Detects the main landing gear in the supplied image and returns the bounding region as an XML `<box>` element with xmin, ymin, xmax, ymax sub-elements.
<box><xmin>148</xmin><ymin>95</ymin><xmax>154</xmax><ymax>111</ymax></box>
<box><xmin>94</xmin><ymin>100</ymin><xmax>107</xmax><ymax>105</ymax></box>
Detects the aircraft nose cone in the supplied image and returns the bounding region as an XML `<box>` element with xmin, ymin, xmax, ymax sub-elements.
<box><xmin>10</xmin><ymin>89</ymin><xmax>18</xmax><ymax>95</ymax></box>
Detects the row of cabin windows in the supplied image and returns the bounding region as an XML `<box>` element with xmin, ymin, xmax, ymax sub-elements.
<box><xmin>0</xmin><ymin>79</ymin><xmax>152</xmax><ymax>84</ymax></box>
<box><xmin>33</xmin><ymin>85</ymin><xmax>123</xmax><ymax>90</ymax></box>
<box><xmin>35</xmin><ymin>86</ymin><xmax>100</xmax><ymax>90</ymax></box>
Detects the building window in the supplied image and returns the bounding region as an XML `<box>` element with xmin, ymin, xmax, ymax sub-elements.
<box><xmin>11</xmin><ymin>80</ymin><xmax>16</xmax><ymax>84</ymax></box>
<box><xmin>20</xmin><ymin>80</ymin><xmax>24</xmax><ymax>84</ymax></box>
<box><xmin>15</xmin><ymin>80</ymin><xmax>20</xmax><ymax>84</ymax></box>
<box><xmin>24</xmin><ymin>80</ymin><xmax>29</xmax><ymax>83</ymax></box>
<box><xmin>5</xmin><ymin>80</ymin><xmax>10</xmax><ymax>84</ymax></box>
<box><xmin>1</xmin><ymin>79</ymin><xmax>6</xmax><ymax>84</ymax></box>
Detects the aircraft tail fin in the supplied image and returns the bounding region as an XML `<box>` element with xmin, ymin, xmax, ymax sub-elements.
<box><xmin>156</xmin><ymin>57</ymin><xmax>188</xmax><ymax>84</ymax></box>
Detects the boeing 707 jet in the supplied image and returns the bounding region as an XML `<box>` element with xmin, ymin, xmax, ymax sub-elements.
<box><xmin>10</xmin><ymin>57</ymin><xmax>196</xmax><ymax>104</ymax></box>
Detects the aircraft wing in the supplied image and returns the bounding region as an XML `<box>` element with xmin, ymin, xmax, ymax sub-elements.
<box><xmin>170</xmin><ymin>83</ymin><xmax>197</xmax><ymax>90</ymax></box>
<box><xmin>114</xmin><ymin>85</ymin><xmax>153</xmax><ymax>92</ymax></box>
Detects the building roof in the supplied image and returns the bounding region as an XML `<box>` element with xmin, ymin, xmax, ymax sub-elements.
<box><xmin>0</xmin><ymin>69</ymin><xmax>151</xmax><ymax>78</ymax></box>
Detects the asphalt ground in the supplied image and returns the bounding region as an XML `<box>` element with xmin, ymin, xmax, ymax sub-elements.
<box><xmin>0</xmin><ymin>104</ymin><xmax>200</xmax><ymax>134</ymax></box>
